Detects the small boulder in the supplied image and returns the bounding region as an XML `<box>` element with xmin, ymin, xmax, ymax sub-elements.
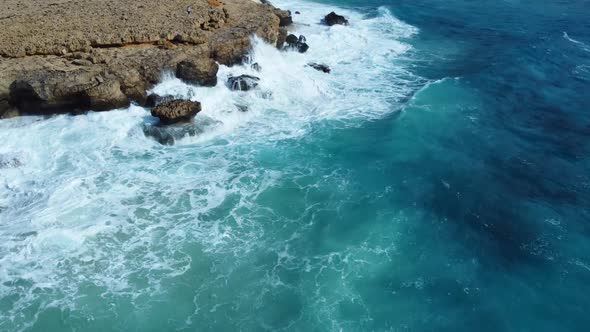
<box><xmin>151</xmin><ymin>100</ymin><xmax>201</xmax><ymax>125</ymax></box>
<box><xmin>227</xmin><ymin>75</ymin><xmax>260</xmax><ymax>91</ymax></box>
<box><xmin>142</xmin><ymin>123</ymin><xmax>200</xmax><ymax>145</ymax></box>
<box><xmin>308</xmin><ymin>63</ymin><xmax>331</xmax><ymax>73</ymax></box>
<box><xmin>176</xmin><ymin>59</ymin><xmax>219</xmax><ymax>87</ymax></box>
<box><xmin>285</xmin><ymin>34</ymin><xmax>309</xmax><ymax>53</ymax></box>
<box><xmin>324</xmin><ymin>12</ymin><xmax>349</xmax><ymax>26</ymax></box>
<box><xmin>274</xmin><ymin>9</ymin><xmax>293</xmax><ymax>27</ymax></box>
<box><xmin>251</xmin><ymin>63</ymin><xmax>262</xmax><ymax>72</ymax></box>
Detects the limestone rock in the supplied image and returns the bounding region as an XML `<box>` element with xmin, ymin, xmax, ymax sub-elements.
<box><xmin>176</xmin><ymin>59</ymin><xmax>219</xmax><ymax>86</ymax></box>
<box><xmin>151</xmin><ymin>100</ymin><xmax>202</xmax><ymax>124</ymax></box>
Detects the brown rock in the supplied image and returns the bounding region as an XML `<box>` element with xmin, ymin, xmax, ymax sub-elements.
<box><xmin>176</xmin><ymin>59</ymin><xmax>219</xmax><ymax>86</ymax></box>
<box><xmin>151</xmin><ymin>100</ymin><xmax>202</xmax><ymax>124</ymax></box>
<box><xmin>0</xmin><ymin>0</ymin><xmax>283</xmax><ymax>116</ymax></box>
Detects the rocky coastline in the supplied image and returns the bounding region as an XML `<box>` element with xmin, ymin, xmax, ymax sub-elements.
<box><xmin>0</xmin><ymin>0</ymin><xmax>293</xmax><ymax>118</ymax></box>
<box><xmin>0</xmin><ymin>0</ymin><xmax>350</xmax><ymax>131</ymax></box>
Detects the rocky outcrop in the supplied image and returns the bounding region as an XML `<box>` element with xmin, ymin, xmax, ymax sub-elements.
<box><xmin>285</xmin><ymin>34</ymin><xmax>309</xmax><ymax>53</ymax></box>
<box><xmin>227</xmin><ymin>75</ymin><xmax>260</xmax><ymax>91</ymax></box>
<box><xmin>176</xmin><ymin>59</ymin><xmax>219</xmax><ymax>86</ymax></box>
<box><xmin>151</xmin><ymin>100</ymin><xmax>202</xmax><ymax>124</ymax></box>
<box><xmin>324</xmin><ymin>12</ymin><xmax>349</xmax><ymax>26</ymax></box>
<box><xmin>0</xmin><ymin>0</ymin><xmax>285</xmax><ymax>118</ymax></box>
<box><xmin>308</xmin><ymin>63</ymin><xmax>331</xmax><ymax>73</ymax></box>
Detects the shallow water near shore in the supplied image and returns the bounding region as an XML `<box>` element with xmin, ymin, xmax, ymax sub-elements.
<box><xmin>1</xmin><ymin>0</ymin><xmax>590</xmax><ymax>331</ymax></box>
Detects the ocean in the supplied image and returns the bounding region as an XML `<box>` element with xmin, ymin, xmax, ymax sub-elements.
<box><xmin>1</xmin><ymin>0</ymin><xmax>590</xmax><ymax>330</ymax></box>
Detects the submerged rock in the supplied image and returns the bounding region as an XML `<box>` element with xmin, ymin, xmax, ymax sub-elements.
<box><xmin>143</xmin><ymin>116</ymin><xmax>221</xmax><ymax>145</ymax></box>
<box><xmin>176</xmin><ymin>59</ymin><xmax>219</xmax><ymax>87</ymax></box>
<box><xmin>227</xmin><ymin>75</ymin><xmax>260</xmax><ymax>91</ymax></box>
<box><xmin>285</xmin><ymin>34</ymin><xmax>309</xmax><ymax>53</ymax></box>
<box><xmin>151</xmin><ymin>100</ymin><xmax>201</xmax><ymax>125</ymax></box>
<box><xmin>307</xmin><ymin>63</ymin><xmax>331</xmax><ymax>73</ymax></box>
<box><xmin>142</xmin><ymin>123</ymin><xmax>200</xmax><ymax>145</ymax></box>
<box><xmin>324</xmin><ymin>12</ymin><xmax>349</xmax><ymax>26</ymax></box>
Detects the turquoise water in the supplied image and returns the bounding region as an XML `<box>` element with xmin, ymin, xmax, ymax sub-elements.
<box><xmin>1</xmin><ymin>0</ymin><xmax>590</xmax><ymax>331</ymax></box>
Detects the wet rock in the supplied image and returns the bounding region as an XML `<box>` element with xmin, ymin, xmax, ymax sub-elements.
<box><xmin>151</xmin><ymin>99</ymin><xmax>201</xmax><ymax>124</ymax></box>
<box><xmin>176</xmin><ymin>59</ymin><xmax>219</xmax><ymax>87</ymax></box>
<box><xmin>274</xmin><ymin>9</ymin><xmax>293</xmax><ymax>27</ymax></box>
<box><xmin>276</xmin><ymin>28</ymin><xmax>288</xmax><ymax>49</ymax></box>
<box><xmin>324</xmin><ymin>12</ymin><xmax>349</xmax><ymax>26</ymax></box>
<box><xmin>142</xmin><ymin>123</ymin><xmax>201</xmax><ymax>145</ymax></box>
<box><xmin>285</xmin><ymin>34</ymin><xmax>309</xmax><ymax>53</ymax></box>
<box><xmin>307</xmin><ymin>63</ymin><xmax>331</xmax><ymax>73</ymax></box>
<box><xmin>251</xmin><ymin>62</ymin><xmax>262</xmax><ymax>72</ymax></box>
<box><xmin>227</xmin><ymin>75</ymin><xmax>260</xmax><ymax>91</ymax></box>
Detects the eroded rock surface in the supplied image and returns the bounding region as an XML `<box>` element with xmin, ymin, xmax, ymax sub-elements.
<box><xmin>0</xmin><ymin>0</ymin><xmax>292</xmax><ymax>117</ymax></box>
<box><xmin>151</xmin><ymin>100</ymin><xmax>202</xmax><ymax>124</ymax></box>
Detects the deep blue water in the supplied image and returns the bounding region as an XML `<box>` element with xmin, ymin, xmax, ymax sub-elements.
<box><xmin>1</xmin><ymin>0</ymin><xmax>589</xmax><ymax>331</ymax></box>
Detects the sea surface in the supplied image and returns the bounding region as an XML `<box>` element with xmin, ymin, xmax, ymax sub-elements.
<box><xmin>1</xmin><ymin>0</ymin><xmax>590</xmax><ymax>331</ymax></box>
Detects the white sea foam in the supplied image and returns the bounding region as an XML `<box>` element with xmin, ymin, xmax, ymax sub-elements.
<box><xmin>0</xmin><ymin>1</ymin><xmax>420</xmax><ymax>330</ymax></box>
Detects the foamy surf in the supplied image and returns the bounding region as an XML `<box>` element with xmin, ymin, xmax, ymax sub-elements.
<box><xmin>0</xmin><ymin>1</ymin><xmax>422</xmax><ymax>330</ymax></box>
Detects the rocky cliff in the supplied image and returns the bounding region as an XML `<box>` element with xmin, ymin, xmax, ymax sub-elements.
<box><xmin>0</xmin><ymin>0</ymin><xmax>291</xmax><ymax>117</ymax></box>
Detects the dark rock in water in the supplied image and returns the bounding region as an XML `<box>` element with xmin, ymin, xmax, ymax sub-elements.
<box><xmin>227</xmin><ymin>75</ymin><xmax>260</xmax><ymax>91</ymax></box>
<box><xmin>176</xmin><ymin>59</ymin><xmax>219</xmax><ymax>86</ymax></box>
<box><xmin>143</xmin><ymin>116</ymin><xmax>221</xmax><ymax>145</ymax></box>
<box><xmin>151</xmin><ymin>99</ymin><xmax>201</xmax><ymax>125</ymax></box>
<box><xmin>308</xmin><ymin>63</ymin><xmax>331</xmax><ymax>73</ymax></box>
<box><xmin>285</xmin><ymin>34</ymin><xmax>309</xmax><ymax>53</ymax></box>
<box><xmin>251</xmin><ymin>62</ymin><xmax>262</xmax><ymax>72</ymax></box>
<box><xmin>274</xmin><ymin>9</ymin><xmax>293</xmax><ymax>27</ymax></box>
<box><xmin>143</xmin><ymin>123</ymin><xmax>200</xmax><ymax>145</ymax></box>
<box><xmin>324</xmin><ymin>12</ymin><xmax>349</xmax><ymax>26</ymax></box>
<box><xmin>276</xmin><ymin>27</ymin><xmax>288</xmax><ymax>49</ymax></box>
<box><xmin>285</xmin><ymin>34</ymin><xmax>299</xmax><ymax>45</ymax></box>
<box><xmin>145</xmin><ymin>94</ymin><xmax>175</xmax><ymax>108</ymax></box>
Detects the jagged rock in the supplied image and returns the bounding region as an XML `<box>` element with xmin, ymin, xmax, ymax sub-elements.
<box><xmin>308</xmin><ymin>63</ymin><xmax>331</xmax><ymax>73</ymax></box>
<box><xmin>276</xmin><ymin>28</ymin><xmax>288</xmax><ymax>49</ymax></box>
<box><xmin>251</xmin><ymin>63</ymin><xmax>262</xmax><ymax>72</ymax></box>
<box><xmin>151</xmin><ymin>100</ymin><xmax>202</xmax><ymax>124</ymax></box>
<box><xmin>324</xmin><ymin>12</ymin><xmax>349</xmax><ymax>26</ymax></box>
<box><xmin>142</xmin><ymin>123</ymin><xmax>201</xmax><ymax>145</ymax></box>
<box><xmin>176</xmin><ymin>59</ymin><xmax>219</xmax><ymax>86</ymax></box>
<box><xmin>227</xmin><ymin>75</ymin><xmax>260</xmax><ymax>91</ymax></box>
<box><xmin>285</xmin><ymin>34</ymin><xmax>309</xmax><ymax>53</ymax></box>
<box><xmin>143</xmin><ymin>116</ymin><xmax>221</xmax><ymax>145</ymax></box>
<box><xmin>274</xmin><ymin>9</ymin><xmax>293</xmax><ymax>27</ymax></box>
